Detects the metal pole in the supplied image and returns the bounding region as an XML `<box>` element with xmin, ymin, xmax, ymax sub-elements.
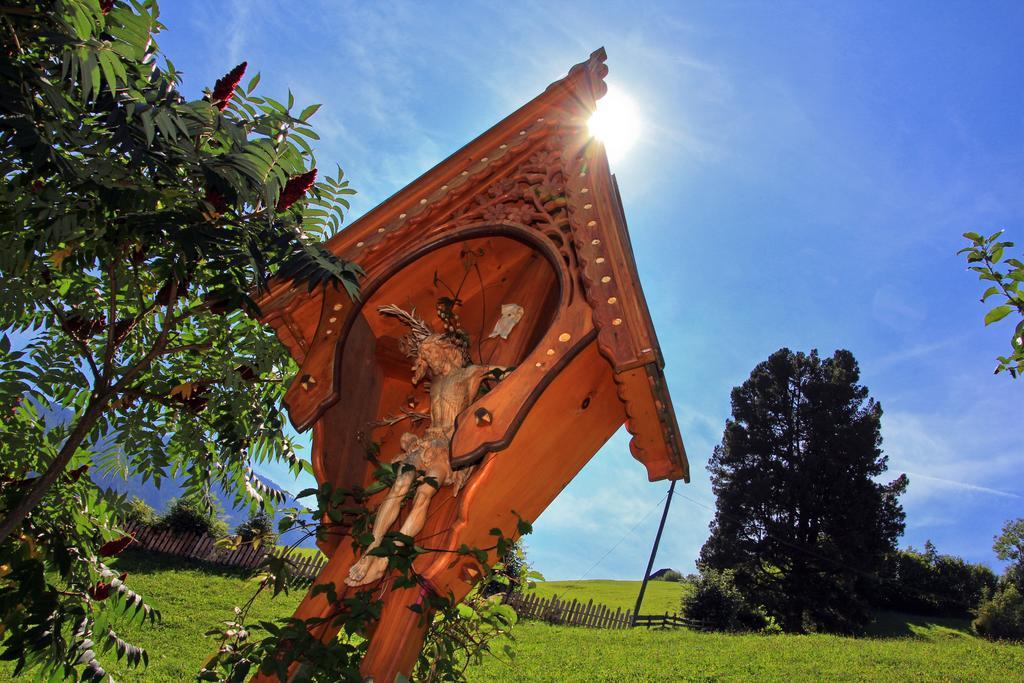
<box><xmin>631</xmin><ymin>479</ymin><xmax>677</xmax><ymax>626</ymax></box>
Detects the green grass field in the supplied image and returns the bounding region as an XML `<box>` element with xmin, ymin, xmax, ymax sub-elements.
<box><xmin>468</xmin><ymin>620</ymin><xmax>1024</xmax><ymax>682</ymax></box>
<box><xmin>4</xmin><ymin>551</ymin><xmax>1021</xmax><ymax>682</ymax></box>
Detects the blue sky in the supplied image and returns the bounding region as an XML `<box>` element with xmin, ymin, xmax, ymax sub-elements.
<box><xmin>157</xmin><ymin>1</ymin><xmax>1023</xmax><ymax>581</ymax></box>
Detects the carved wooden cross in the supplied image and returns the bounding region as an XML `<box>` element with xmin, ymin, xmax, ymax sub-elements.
<box><xmin>253</xmin><ymin>49</ymin><xmax>688</xmax><ymax>682</ymax></box>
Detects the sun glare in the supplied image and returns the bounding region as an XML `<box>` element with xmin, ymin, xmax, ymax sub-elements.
<box><xmin>587</xmin><ymin>86</ymin><xmax>642</xmax><ymax>164</ymax></box>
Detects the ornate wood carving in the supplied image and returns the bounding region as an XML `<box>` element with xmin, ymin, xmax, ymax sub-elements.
<box><xmin>251</xmin><ymin>49</ymin><xmax>690</xmax><ymax>683</ymax></box>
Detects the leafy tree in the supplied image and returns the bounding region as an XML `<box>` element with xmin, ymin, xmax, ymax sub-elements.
<box><xmin>993</xmin><ymin>518</ymin><xmax>1024</xmax><ymax>590</ymax></box>
<box><xmin>481</xmin><ymin>539</ymin><xmax>532</xmax><ymax>597</ymax></box>
<box><xmin>959</xmin><ymin>231</ymin><xmax>1024</xmax><ymax>377</ymax></box>
<box><xmin>234</xmin><ymin>510</ymin><xmax>278</xmax><ymax>547</ymax></box>
<box><xmin>974</xmin><ymin>519</ymin><xmax>1024</xmax><ymax>642</ymax></box>
<box><xmin>157</xmin><ymin>496</ymin><xmax>228</xmax><ymax>538</ymax></box>
<box><xmin>874</xmin><ymin>541</ymin><xmax>998</xmax><ymax>617</ymax></box>
<box><xmin>699</xmin><ymin>348</ymin><xmax>908</xmax><ymax>633</ymax></box>
<box><xmin>973</xmin><ymin>582</ymin><xmax>1024</xmax><ymax>642</ymax></box>
<box><xmin>0</xmin><ymin>0</ymin><xmax>358</xmax><ymax>677</ymax></box>
<box><xmin>681</xmin><ymin>567</ymin><xmax>771</xmax><ymax>632</ymax></box>
<box><xmin>124</xmin><ymin>495</ymin><xmax>156</xmax><ymax>526</ymax></box>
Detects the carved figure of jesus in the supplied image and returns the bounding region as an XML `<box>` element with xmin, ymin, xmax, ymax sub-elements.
<box><xmin>346</xmin><ymin>332</ymin><xmax>505</xmax><ymax>587</ymax></box>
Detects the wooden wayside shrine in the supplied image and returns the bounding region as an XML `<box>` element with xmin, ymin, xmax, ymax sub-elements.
<box><xmin>253</xmin><ymin>49</ymin><xmax>689</xmax><ymax>682</ymax></box>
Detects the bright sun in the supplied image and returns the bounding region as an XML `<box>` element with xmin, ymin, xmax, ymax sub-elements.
<box><xmin>587</xmin><ymin>86</ymin><xmax>642</xmax><ymax>164</ymax></box>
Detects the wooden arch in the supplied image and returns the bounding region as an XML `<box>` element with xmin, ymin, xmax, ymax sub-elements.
<box><xmin>253</xmin><ymin>48</ymin><xmax>689</xmax><ymax>682</ymax></box>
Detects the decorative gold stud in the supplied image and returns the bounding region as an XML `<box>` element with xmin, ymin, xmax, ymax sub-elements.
<box><xmin>328</xmin><ymin>317</ymin><xmax>337</xmax><ymax>323</ymax></box>
<box><xmin>333</xmin><ymin>303</ymin><xmax>343</xmax><ymax>311</ymax></box>
<box><xmin>601</xmin><ymin>276</ymin><xmax>611</xmax><ymax>284</ymax></box>
<box><xmin>612</xmin><ymin>318</ymin><xmax>623</xmax><ymax>326</ymax></box>
<box><xmin>587</xmin><ymin>220</ymin><xmax>597</xmax><ymax>227</ymax></box>
<box><xmin>607</xmin><ymin>296</ymin><xmax>617</xmax><ymax>304</ymax></box>
<box><xmin>591</xmin><ymin>239</ymin><xmax>601</xmax><ymax>246</ymax></box>
<box><xmin>596</xmin><ymin>257</ymin><xmax>606</xmax><ymax>264</ymax></box>
<box><xmin>356</xmin><ymin>241</ymin><xmax>364</xmax><ymax>248</ymax></box>
<box><xmin>558</xmin><ymin>332</ymin><xmax>571</xmax><ymax>343</ymax></box>
<box><xmin>584</xmin><ymin>203</ymin><xmax>593</xmax><ymax>210</ymax></box>
<box><xmin>546</xmin><ymin>348</ymin><xmax>555</xmax><ymax>356</ymax></box>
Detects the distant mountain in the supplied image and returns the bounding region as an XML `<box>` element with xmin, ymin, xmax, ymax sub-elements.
<box><xmin>90</xmin><ymin>468</ymin><xmax>320</xmax><ymax>549</ymax></box>
<box><xmin>36</xmin><ymin>402</ymin><xmax>319</xmax><ymax>548</ymax></box>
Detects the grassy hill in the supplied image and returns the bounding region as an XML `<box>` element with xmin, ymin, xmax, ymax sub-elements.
<box><xmin>5</xmin><ymin>551</ymin><xmax>1020</xmax><ymax>682</ymax></box>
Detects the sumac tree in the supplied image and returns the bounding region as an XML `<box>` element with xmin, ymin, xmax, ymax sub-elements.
<box><xmin>0</xmin><ymin>0</ymin><xmax>358</xmax><ymax>677</ymax></box>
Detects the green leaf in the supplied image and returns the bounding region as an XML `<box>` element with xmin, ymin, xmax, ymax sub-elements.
<box><xmin>985</xmin><ymin>305</ymin><xmax>1013</xmax><ymax>325</ymax></box>
<box><xmin>298</xmin><ymin>103</ymin><xmax>321</xmax><ymax>121</ymax></box>
<box><xmin>981</xmin><ymin>286</ymin><xmax>1001</xmax><ymax>302</ymax></box>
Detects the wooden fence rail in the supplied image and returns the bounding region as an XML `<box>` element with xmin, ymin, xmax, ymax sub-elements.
<box><xmin>502</xmin><ymin>592</ymin><xmax>708</xmax><ymax>631</ymax></box>
<box><xmin>122</xmin><ymin>524</ymin><xmax>709</xmax><ymax>630</ymax></box>
<box><xmin>122</xmin><ymin>521</ymin><xmax>327</xmax><ymax>586</ymax></box>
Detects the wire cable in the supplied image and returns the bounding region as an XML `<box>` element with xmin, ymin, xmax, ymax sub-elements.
<box><xmin>578</xmin><ymin>491</ymin><xmax>670</xmax><ymax>580</ymax></box>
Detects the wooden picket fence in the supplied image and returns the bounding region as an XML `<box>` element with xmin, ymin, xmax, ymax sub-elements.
<box><xmin>633</xmin><ymin>612</ymin><xmax>709</xmax><ymax>630</ymax></box>
<box><xmin>122</xmin><ymin>521</ymin><xmax>327</xmax><ymax>586</ymax></box>
<box><xmin>121</xmin><ymin>523</ymin><xmax>709</xmax><ymax>630</ymax></box>
<box><xmin>503</xmin><ymin>592</ymin><xmax>708</xmax><ymax>631</ymax></box>
<box><xmin>504</xmin><ymin>592</ymin><xmax>634</xmax><ymax>628</ymax></box>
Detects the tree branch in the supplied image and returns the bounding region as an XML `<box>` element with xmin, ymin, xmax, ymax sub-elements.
<box><xmin>44</xmin><ymin>297</ymin><xmax>101</xmax><ymax>383</ymax></box>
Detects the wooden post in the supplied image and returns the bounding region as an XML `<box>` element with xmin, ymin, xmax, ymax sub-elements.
<box><xmin>631</xmin><ymin>480</ymin><xmax>676</xmax><ymax>627</ymax></box>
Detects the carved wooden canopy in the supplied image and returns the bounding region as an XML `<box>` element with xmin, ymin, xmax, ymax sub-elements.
<box><xmin>258</xmin><ymin>48</ymin><xmax>688</xmax><ymax>487</ymax></box>
<box><xmin>253</xmin><ymin>48</ymin><xmax>690</xmax><ymax>682</ymax></box>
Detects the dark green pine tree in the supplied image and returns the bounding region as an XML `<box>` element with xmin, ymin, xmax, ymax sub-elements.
<box><xmin>699</xmin><ymin>348</ymin><xmax>908</xmax><ymax>633</ymax></box>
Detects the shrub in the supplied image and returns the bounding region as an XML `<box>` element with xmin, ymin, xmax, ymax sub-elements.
<box><xmin>874</xmin><ymin>543</ymin><xmax>998</xmax><ymax>617</ymax></box>
<box><xmin>234</xmin><ymin>512</ymin><xmax>278</xmax><ymax>547</ymax></box>
<box><xmin>659</xmin><ymin>569</ymin><xmax>683</xmax><ymax>582</ymax></box>
<box><xmin>682</xmin><ymin>568</ymin><xmax>770</xmax><ymax>632</ymax></box>
<box><xmin>157</xmin><ymin>497</ymin><xmax>228</xmax><ymax>537</ymax></box>
<box><xmin>124</xmin><ymin>497</ymin><xmax>157</xmax><ymax>527</ymax></box>
<box><xmin>482</xmin><ymin>540</ymin><xmax>533</xmax><ymax>597</ymax></box>
<box><xmin>974</xmin><ymin>582</ymin><xmax>1024</xmax><ymax>641</ymax></box>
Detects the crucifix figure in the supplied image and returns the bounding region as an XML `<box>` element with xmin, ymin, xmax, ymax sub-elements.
<box><xmin>345</xmin><ymin>305</ymin><xmax>506</xmax><ymax>587</ymax></box>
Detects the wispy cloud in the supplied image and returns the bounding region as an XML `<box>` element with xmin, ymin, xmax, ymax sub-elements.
<box><xmin>898</xmin><ymin>471</ymin><xmax>1021</xmax><ymax>499</ymax></box>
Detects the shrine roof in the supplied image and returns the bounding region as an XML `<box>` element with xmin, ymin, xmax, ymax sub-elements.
<box><xmin>259</xmin><ymin>49</ymin><xmax>689</xmax><ymax>483</ymax></box>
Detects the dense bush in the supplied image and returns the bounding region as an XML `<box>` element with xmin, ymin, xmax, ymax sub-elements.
<box><xmin>874</xmin><ymin>542</ymin><xmax>998</xmax><ymax>617</ymax></box>
<box><xmin>482</xmin><ymin>540</ymin><xmax>532</xmax><ymax>597</ymax></box>
<box><xmin>682</xmin><ymin>568</ymin><xmax>771</xmax><ymax>632</ymax></box>
<box><xmin>655</xmin><ymin>569</ymin><xmax>683</xmax><ymax>582</ymax></box>
<box><xmin>124</xmin><ymin>497</ymin><xmax>157</xmax><ymax>527</ymax></box>
<box><xmin>973</xmin><ymin>583</ymin><xmax>1024</xmax><ymax>641</ymax></box>
<box><xmin>234</xmin><ymin>512</ymin><xmax>277</xmax><ymax>547</ymax></box>
<box><xmin>156</xmin><ymin>498</ymin><xmax>227</xmax><ymax>538</ymax></box>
